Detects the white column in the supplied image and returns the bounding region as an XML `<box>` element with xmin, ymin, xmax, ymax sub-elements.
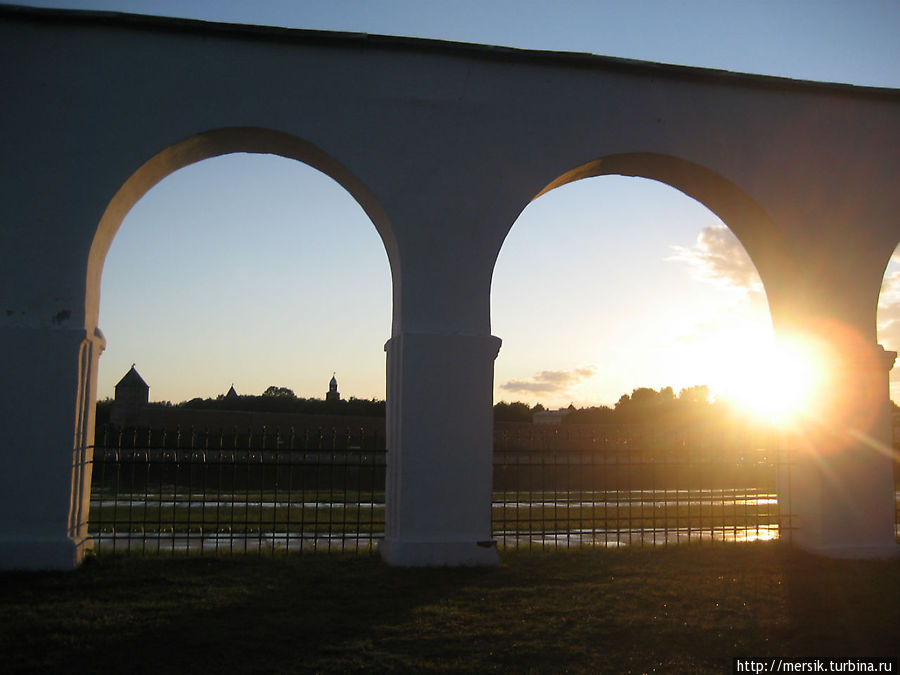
<box><xmin>781</xmin><ymin>343</ymin><xmax>898</xmax><ymax>558</ymax></box>
<box><xmin>70</xmin><ymin>327</ymin><xmax>106</xmax><ymax>556</ymax></box>
<box><xmin>381</xmin><ymin>331</ymin><xmax>502</xmax><ymax>566</ymax></box>
<box><xmin>0</xmin><ymin>325</ymin><xmax>104</xmax><ymax>569</ymax></box>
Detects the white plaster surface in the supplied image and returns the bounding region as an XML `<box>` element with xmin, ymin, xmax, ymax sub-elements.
<box><xmin>0</xmin><ymin>6</ymin><xmax>898</xmax><ymax>568</ymax></box>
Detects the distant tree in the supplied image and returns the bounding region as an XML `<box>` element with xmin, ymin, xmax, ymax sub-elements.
<box><xmin>263</xmin><ymin>386</ymin><xmax>297</xmax><ymax>398</ymax></box>
<box><xmin>614</xmin><ymin>387</ymin><xmax>677</xmax><ymax>423</ymax></box>
<box><xmin>494</xmin><ymin>401</ymin><xmax>534</xmax><ymax>423</ymax></box>
<box><xmin>176</xmin><ymin>390</ymin><xmax>385</xmax><ymax>416</ymax></box>
<box><xmin>678</xmin><ymin>385</ymin><xmax>710</xmax><ymax>405</ymax></box>
<box><xmin>343</xmin><ymin>397</ymin><xmax>386</xmax><ymax>417</ymax></box>
<box><xmin>563</xmin><ymin>405</ymin><xmax>616</xmax><ymax>425</ymax></box>
<box><xmin>95</xmin><ymin>397</ymin><xmax>114</xmax><ymax>427</ymax></box>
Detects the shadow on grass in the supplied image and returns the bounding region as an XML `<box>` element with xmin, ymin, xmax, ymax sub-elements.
<box><xmin>1</xmin><ymin>544</ymin><xmax>897</xmax><ymax>674</ymax></box>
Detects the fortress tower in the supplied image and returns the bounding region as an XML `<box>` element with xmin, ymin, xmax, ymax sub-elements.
<box><xmin>114</xmin><ymin>365</ymin><xmax>149</xmax><ymax>407</ymax></box>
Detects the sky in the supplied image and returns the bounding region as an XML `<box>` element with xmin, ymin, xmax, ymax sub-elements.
<box><xmin>16</xmin><ymin>0</ymin><xmax>900</xmax><ymax>407</ymax></box>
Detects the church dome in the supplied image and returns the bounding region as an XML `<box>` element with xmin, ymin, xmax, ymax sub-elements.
<box><xmin>327</xmin><ymin>373</ymin><xmax>340</xmax><ymax>401</ymax></box>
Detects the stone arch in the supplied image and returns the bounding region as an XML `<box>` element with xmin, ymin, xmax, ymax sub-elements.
<box><xmin>876</xmin><ymin>239</ymin><xmax>900</xmax><ymax>404</ymax></box>
<box><xmin>68</xmin><ymin>128</ymin><xmax>398</xmax><ymax>565</ymax></box>
<box><xmin>86</xmin><ymin>126</ymin><xmax>400</xmax><ymax>332</ymax></box>
<box><xmin>491</xmin><ymin>151</ymin><xmax>784</xmax><ymax>408</ymax></box>
<box><xmin>491</xmin><ymin>151</ymin><xmax>899</xmax><ymax>557</ymax></box>
<box><xmin>526</xmin><ymin>153</ymin><xmax>791</xmax><ymax>325</ymax></box>
<box><xmin>487</xmin><ymin>152</ymin><xmax>788</xmax><ymax>550</ymax></box>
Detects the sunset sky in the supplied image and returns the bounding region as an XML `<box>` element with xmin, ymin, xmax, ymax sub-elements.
<box><xmin>18</xmin><ymin>1</ymin><xmax>900</xmax><ymax>408</ymax></box>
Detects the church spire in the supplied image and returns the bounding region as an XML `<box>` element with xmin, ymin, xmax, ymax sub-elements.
<box><xmin>326</xmin><ymin>373</ymin><xmax>340</xmax><ymax>402</ymax></box>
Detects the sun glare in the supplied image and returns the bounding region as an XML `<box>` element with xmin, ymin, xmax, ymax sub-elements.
<box><xmin>721</xmin><ymin>335</ymin><xmax>829</xmax><ymax>426</ymax></box>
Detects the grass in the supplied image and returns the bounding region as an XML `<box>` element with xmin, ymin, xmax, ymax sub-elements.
<box><xmin>1</xmin><ymin>543</ymin><xmax>897</xmax><ymax>674</ymax></box>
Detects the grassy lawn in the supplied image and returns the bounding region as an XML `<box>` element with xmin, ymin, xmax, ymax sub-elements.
<box><xmin>1</xmin><ymin>543</ymin><xmax>897</xmax><ymax>674</ymax></box>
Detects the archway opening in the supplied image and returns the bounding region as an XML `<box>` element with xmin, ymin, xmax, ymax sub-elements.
<box><xmin>877</xmin><ymin>244</ymin><xmax>900</xmax><ymax>539</ymax></box>
<box><xmin>494</xmin><ymin>164</ymin><xmax>799</xmax><ymax>424</ymax></box>
<box><xmin>490</xmin><ymin>158</ymin><xmax>793</xmax><ymax>548</ymax></box>
<box><xmin>97</xmin><ymin>153</ymin><xmax>391</xmax><ymax>405</ymax></box>
<box><xmin>82</xmin><ymin>131</ymin><xmax>394</xmax><ymax>556</ymax></box>
<box><xmin>877</xmin><ymin>243</ymin><xmax>900</xmax><ymax>407</ymax></box>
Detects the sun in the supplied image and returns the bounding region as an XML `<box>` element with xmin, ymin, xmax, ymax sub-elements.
<box><xmin>718</xmin><ymin>334</ymin><xmax>829</xmax><ymax>426</ymax></box>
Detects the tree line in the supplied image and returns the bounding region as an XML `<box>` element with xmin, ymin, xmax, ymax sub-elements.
<box><xmin>497</xmin><ymin>385</ymin><xmax>737</xmax><ymax>425</ymax></box>
<box><xmin>96</xmin><ymin>384</ymin><xmax>386</xmax><ymax>421</ymax></box>
<box><xmin>98</xmin><ymin>383</ymin><xmax>899</xmax><ymax>426</ymax></box>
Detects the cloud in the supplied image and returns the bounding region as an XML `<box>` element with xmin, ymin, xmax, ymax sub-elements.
<box><xmin>501</xmin><ymin>366</ymin><xmax>597</xmax><ymax>394</ymax></box>
<box><xmin>667</xmin><ymin>225</ymin><xmax>763</xmax><ymax>296</ymax></box>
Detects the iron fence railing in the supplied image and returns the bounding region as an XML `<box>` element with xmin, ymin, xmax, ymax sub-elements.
<box><xmin>87</xmin><ymin>423</ymin><xmax>898</xmax><ymax>556</ymax></box>
<box><xmin>89</xmin><ymin>426</ymin><xmax>385</xmax><ymax>555</ymax></box>
<box><xmin>492</xmin><ymin>449</ymin><xmax>786</xmax><ymax>549</ymax></box>
<box><xmin>492</xmin><ymin>421</ymin><xmax>792</xmax><ymax>548</ymax></box>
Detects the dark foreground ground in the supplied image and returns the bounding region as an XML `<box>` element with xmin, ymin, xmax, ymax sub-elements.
<box><xmin>1</xmin><ymin>544</ymin><xmax>897</xmax><ymax>674</ymax></box>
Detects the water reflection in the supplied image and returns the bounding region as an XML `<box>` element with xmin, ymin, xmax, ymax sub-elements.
<box><xmin>92</xmin><ymin>487</ymin><xmax>778</xmax><ymax>511</ymax></box>
<box><xmin>90</xmin><ymin>525</ymin><xmax>782</xmax><ymax>554</ymax></box>
<box><xmin>90</xmin><ymin>531</ymin><xmax>375</xmax><ymax>553</ymax></box>
<box><xmin>494</xmin><ymin>525</ymin><xmax>781</xmax><ymax>548</ymax></box>
<box><xmin>88</xmin><ymin>489</ymin><xmax>899</xmax><ymax>552</ymax></box>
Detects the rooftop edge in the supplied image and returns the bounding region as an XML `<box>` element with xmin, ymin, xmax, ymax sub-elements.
<box><xmin>1</xmin><ymin>3</ymin><xmax>898</xmax><ymax>98</ymax></box>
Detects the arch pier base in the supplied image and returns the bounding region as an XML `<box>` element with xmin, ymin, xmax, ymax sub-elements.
<box><xmin>779</xmin><ymin>344</ymin><xmax>899</xmax><ymax>559</ymax></box>
<box><xmin>0</xmin><ymin>325</ymin><xmax>103</xmax><ymax>570</ymax></box>
<box><xmin>381</xmin><ymin>332</ymin><xmax>501</xmax><ymax>566</ymax></box>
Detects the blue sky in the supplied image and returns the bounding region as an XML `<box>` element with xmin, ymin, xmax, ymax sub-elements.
<box><xmin>17</xmin><ymin>1</ymin><xmax>900</xmax><ymax>406</ymax></box>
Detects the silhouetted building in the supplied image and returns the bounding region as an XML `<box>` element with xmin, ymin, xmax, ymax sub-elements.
<box><xmin>326</xmin><ymin>374</ymin><xmax>340</xmax><ymax>403</ymax></box>
<box><xmin>114</xmin><ymin>364</ymin><xmax>148</xmax><ymax>407</ymax></box>
<box><xmin>104</xmin><ymin>369</ymin><xmax>385</xmax><ymax>434</ymax></box>
<box><xmin>533</xmin><ymin>408</ymin><xmax>571</xmax><ymax>425</ymax></box>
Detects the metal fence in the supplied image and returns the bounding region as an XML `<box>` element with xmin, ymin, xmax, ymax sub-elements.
<box><xmin>493</xmin><ymin>422</ymin><xmax>789</xmax><ymax>549</ymax></box>
<box><xmin>492</xmin><ymin>450</ymin><xmax>785</xmax><ymax>550</ymax></box>
<box><xmin>86</xmin><ymin>422</ymin><xmax>814</xmax><ymax>556</ymax></box>
<box><xmin>89</xmin><ymin>426</ymin><xmax>386</xmax><ymax>555</ymax></box>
